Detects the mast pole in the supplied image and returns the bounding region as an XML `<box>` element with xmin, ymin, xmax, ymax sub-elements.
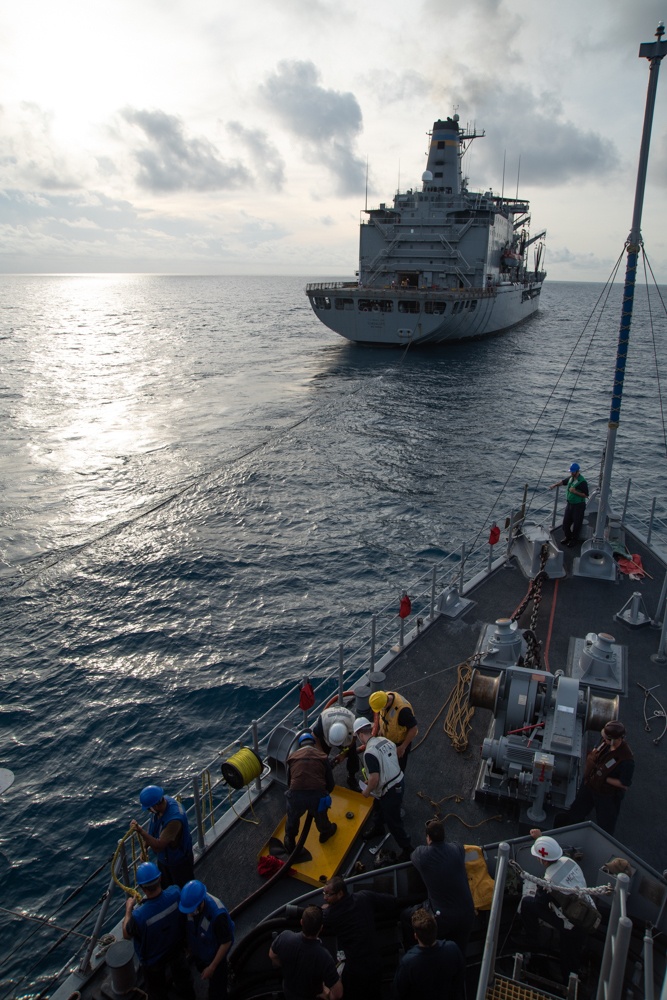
<box><xmin>587</xmin><ymin>24</ymin><xmax>667</xmax><ymax>554</ymax></box>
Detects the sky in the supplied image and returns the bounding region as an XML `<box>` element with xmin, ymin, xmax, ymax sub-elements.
<box><xmin>1</xmin><ymin>0</ymin><xmax>666</xmax><ymax>280</ymax></box>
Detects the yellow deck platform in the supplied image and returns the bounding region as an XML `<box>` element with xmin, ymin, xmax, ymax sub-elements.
<box><xmin>260</xmin><ymin>785</ymin><xmax>375</xmax><ymax>887</ymax></box>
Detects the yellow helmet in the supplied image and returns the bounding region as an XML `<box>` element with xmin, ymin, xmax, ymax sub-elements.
<box><xmin>369</xmin><ymin>690</ymin><xmax>388</xmax><ymax>712</ymax></box>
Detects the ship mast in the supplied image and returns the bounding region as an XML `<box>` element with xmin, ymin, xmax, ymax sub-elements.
<box><xmin>577</xmin><ymin>23</ymin><xmax>667</xmax><ymax>580</ymax></box>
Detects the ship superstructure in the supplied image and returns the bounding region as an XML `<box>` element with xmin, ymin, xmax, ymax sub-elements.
<box><xmin>306</xmin><ymin>115</ymin><xmax>546</xmax><ymax>345</ymax></box>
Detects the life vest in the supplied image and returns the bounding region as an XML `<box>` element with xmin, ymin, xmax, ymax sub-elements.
<box><xmin>363</xmin><ymin>737</ymin><xmax>403</xmax><ymax>798</ymax></box>
<box><xmin>320</xmin><ymin>706</ymin><xmax>355</xmax><ymax>748</ymax></box>
<box><xmin>186</xmin><ymin>893</ymin><xmax>234</xmax><ymax>966</ymax></box>
<box><xmin>287</xmin><ymin>745</ymin><xmax>329</xmax><ymax>791</ymax></box>
<box><xmin>545</xmin><ymin>857</ymin><xmax>596</xmax><ymax>923</ymax></box>
<box><xmin>131</xmin><ymin>885</ymin><xmax>182</xmax><ymax>966</ymax></box>
<box><xmin>565</xmin><ymin>474</ymin><xmax>587</xmax><ymax>504</ymax></box>
<box><xmin>464</xmin><ymin>846</ymin><xmax>495</xmax><ymax>911</ymax></box>
<box><xmin>149</xmin><ymin>795</ymin><xmax>193</xmax><ymax>866</ymax></box>
<box><xmin>378</xmin><ymin>692</ymin><xmax>413</xmax><ymax>746</ymax></box>
<box><xmin>584</xmin><ymin>739</ymin><xmax>634</xmax><ymax>794</ymax></box>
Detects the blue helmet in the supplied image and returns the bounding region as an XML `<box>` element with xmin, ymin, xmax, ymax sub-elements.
<box><xmin>298</xmin><ymin>732</ymin><xmax>316</xmax><ymax>746</ymax></box>
<box><xmin>139</xmin><ymin>785</ymin><xmax>164</xmax><ymax>809</ymax></box>
<box><xmin>569</xmin><ymin>462</ymin><xmax>580</xmax><ymax>473</ymax></box>
<box><xmin>136</xmin><ymin>862</ymin><xmax>161</xmax><ymax>886</ymax></box>
<box><xmin>179</xmin><ymin>879</ymin><xmax>207</xmax><ymax>913</ymax></box>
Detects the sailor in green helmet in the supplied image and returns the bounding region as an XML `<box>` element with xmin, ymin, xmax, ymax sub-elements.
<box><xmin>550</xmin><ymin>462</ymin><xmax>589</xmax><ymax>547</ymax></box>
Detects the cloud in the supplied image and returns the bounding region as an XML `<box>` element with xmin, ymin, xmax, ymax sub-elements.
<box><xmin>226</xmin><ymin>121</ymin><xmax>285</xmax><ymax>190</ymax></box>
<box><xmin>450</xmin><ymin>77</ymin><xmax>619</xmax><ymax>187</ymax></box>
<box><xmin>0</xmin><ymin>103</ymin><xmax>86</xmax><ymax>191</ymax></box>
<box><xmin>259</xmin><ymin>60</ymin><xmax>366</xmax><ymax>196</ymax></box>
<box><xmin>121</xmin><ymin>108</ymin><xmax>253</xmax><ymax>193</ymax></box>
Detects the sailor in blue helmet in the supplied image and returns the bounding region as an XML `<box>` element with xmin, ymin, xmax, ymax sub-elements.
<box><xmin>550</xmin><ymin>462</ymin><xmax>589</xmax><ymax>547</ymax></box>
<box><xmin>131</xmin><ymin>784</ymin><xmax>195</xmax><ymax>888</ymax></box>
<box><xmin>122</xmin><ymin>861</ymin><xmax>195</xmax><ymax>1000</ymax></box>
<box><xmin>180</xmin><ymin>879</ymin><xmax>235</xmax><ymax>999</ymax></box>
<box><xmin>283</xmin><ymin>732</ymin><xmax>337</xmax><ymax>854</ymax></box>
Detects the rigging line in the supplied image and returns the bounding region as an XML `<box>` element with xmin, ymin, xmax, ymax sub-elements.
<box><xmin>641</xmin><ymin>249</ymin><xmax>667</xmax><ymax>458</ymax></box>
<box><xmin>2</xmin><ymin>381</ymin><xmax>367</xmax><ymax>594</ymax></box>
<box><xmin>465</xmin><ymin>250</ymin><xmax>626</xmax><ymax>553</ymax></box>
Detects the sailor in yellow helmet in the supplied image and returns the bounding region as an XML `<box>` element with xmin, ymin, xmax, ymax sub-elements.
<box><xmin>368</xmin><ymin>690</ymin><xmax>418</xmax><ymax>772</ymax></box>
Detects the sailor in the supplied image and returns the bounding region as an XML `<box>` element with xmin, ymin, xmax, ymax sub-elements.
<box><xmin>368</xmin><ymin>689</ymin><xmax>418</xmax><ymax>771</ymax></box>
<box><xmin>354</xmin><ymin>717</ymin><xmax>413</xmax><ymax>860</ymax></box>
<box><xmin>403</xmin><ymin>819</ymin><xmax>475</xmax><ymax>955</ymax></box>
<box><xmin>179</xmin><ymin>879</ymin><xmax>234</xmax><ymax>999</ymax></box>
<box><xmin>122</xmin><ymin>861</ymin><xmax>195</xmax><ymax>1000</ymax></box>
<box><xmin>321</xmin><ymin>875</ymin><xmax>399</xmax><ymax>1000</ymax></box>
<box><xmin>549</xmin><ymin>462</ymin><xmax>589</xmax><ymax>547</ymax></box>
<box><xmin>269</xmin><ymin>904</ymin><xmax>343</xmax><ymax>1000</ymax></box>
<box><xmin>556</xmin><ymin>720</ymin><xmax>634</xmax><ymax>835</ymax></box>
<box><xmin>394</xmin><ymin>908</ymin><xmax>464</xmax><ymax>1000</ymax></box>
<box><xmin>311</xmin><ymin>704</ymin><xmax>360</xmax><ymax>789</ymax></box>
<box><xmin>518</xmin><ymin>834</ymin><xmax>595</xmax><ymax>982</ymax></box>
<box><xmin>131</xmin><ymin>784</ymin><xmax>195</xmax><ymax>888</ymax></box>
<box><xmin>284</xmin><ymin>732</ymin><xmax>337</xmax><ymax>853</ymax></box>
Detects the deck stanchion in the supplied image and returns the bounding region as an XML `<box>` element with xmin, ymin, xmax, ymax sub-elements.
<box><xmin>429</xmin><ymin>565</ymin><xmax>436</xmax><ymax>621</ymax></box>
<box><xmin>459</xmin><ymin>543</ymin><xmax>466</xmax><ymax>594</ymax></box>
<box><xmin>647</xmin><ymin>496</ymin><xmax>657</xmax><ymax>545</ymax></box>
<box><xmin>475</xmin><ymin>841</ymin><xmax>509</xmax><ymax>1000</ymax></box>
<box><xmin>338</xmin><ymin>645</ymin><xmax>344</xmax><ymax>704</ymax></box>
<box><xmin>552</xmin><ymin>485</ymin><xmax>560</xmax><ymax>529</ymax></box>
<box><xmin>622</xmin><ymin>478</ymin><xmax>632</xmax><ymax>525</ymax></box>
<box><xmin>597</xmin><ymin>873</ymin><xmax>631</xmax><ymax>1000</ymax></box>
<box><xmin>78</xmin><ymin>870</ymin><xmax>117</xmax><ymax>975</ymax></box>
<box><xmin>644</xmin><ymin>928</ymin><xmax>655</xmax><ymax>1000</ymax></box>
<box><xmin>252</xmin><ymin>720</ymin><xmax>262</xmax><ymax>792</ymax></box>
<box><xmin>399</xmin><ymin>617</ymin><xmax>405</xmax><ymax>649</ymax></box>
<box><xmin>370</xmin><ymin>615</ymin><xmax>376</xmax><ymax>673</ymax></box>
<box><xmin>192</xmin><ymin>778</ymin><xmax>205</xmax><ymax>852</ymax></box>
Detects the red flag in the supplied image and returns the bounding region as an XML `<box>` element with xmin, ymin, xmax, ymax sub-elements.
<box><xmin>489</xmin><ymin>525</ymin><xmax>501</xmax><ymax>545</ymax></box>
<box><xmin>399</xmin><ymin>594</ymin><xmax>412</xmax><ymax>619</ymax></box>
<box><xmin>299</xmin><ymin>679</ymin><xmax>315</xmax><ymax>710</ymax></box>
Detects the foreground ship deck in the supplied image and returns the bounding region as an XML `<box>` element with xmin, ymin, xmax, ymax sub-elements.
<box><xmin>49</xmin><ymin>490</ymin><xmax>667</xmax><ymax>1000</ymax></box>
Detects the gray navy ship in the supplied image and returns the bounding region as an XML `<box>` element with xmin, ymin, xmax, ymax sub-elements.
<box><xmin>306</xmin><ymin>115</ymin><xmax>546</xmax><ymax>346</ymax></box>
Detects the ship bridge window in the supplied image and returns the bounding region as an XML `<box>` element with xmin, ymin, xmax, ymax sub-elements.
<box><xmin>313</xmin><ymin>295</ymin><xmax>331</xmax><ymax>310</ymax></box>
<box><xmin>470</xmin><ymin>300</ymin><xmax>477</xmax><ymax>311</ymax></box>
<box><xmin>437</xmin><ymin>141</ymin><xmax>445</xmax><ymax>149</ymax></box>
<box><xmin>434</xmin><ymin>172</ymin><xmax>443</xmax><ymax>178</ymax></box>
<box><xmin>335</xmin><ymin>297</ymin><xmax>354</xmax><ymax>310</ymax></box>
<box><xmin>425</xmin><ymin>302</ymin><xmax>447</xmax><ymax>315</ymax></box>
<box><xmin>398</xmin><ymin>300</ymin><xmax>420</xmax><ymax>314</ymax></box>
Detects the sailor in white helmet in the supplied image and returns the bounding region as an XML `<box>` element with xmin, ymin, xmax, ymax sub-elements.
<box><xmin>518</xmin><ymin>830</ymin><xmax>596</xmax><ymax>982</ymax></box>
<box><xmin>353</xmin><ymin>717</ymin><xmax>413</xmax><ymax>861</ymax></box>
<box><xmin>312</xmin><ymin>705</ymin><xmax>360</xmax><ymax>790</ymax></box>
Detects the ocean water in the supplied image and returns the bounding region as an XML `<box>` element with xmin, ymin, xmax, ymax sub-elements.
<box><xmin>0</xmin><ymin>274</ymin><xmax>665</xmax><ymax>997</ymax></box>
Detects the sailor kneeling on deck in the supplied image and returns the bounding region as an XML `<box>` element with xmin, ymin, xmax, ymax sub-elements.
<box><xmin>284</xmin><ymin>732</ymin><xmax>337</xmax><ymax>853</ymax></box>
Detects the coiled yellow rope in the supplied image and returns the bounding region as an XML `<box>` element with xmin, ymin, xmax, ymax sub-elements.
<box><xmin>111</xmin><ymin>829</ymin><xmax>149</xmax><ymax>901</ymax></box>
<box><xmin>443</xmin><ymin>660</ymin><xmax>476</xmax><ymax>752</ymax></box>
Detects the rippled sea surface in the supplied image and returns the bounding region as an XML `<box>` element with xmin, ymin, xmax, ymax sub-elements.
<box><xmin>0</xmin><ymin>274</ymin><xmax>665</xmax><ymax>996</ymax></box>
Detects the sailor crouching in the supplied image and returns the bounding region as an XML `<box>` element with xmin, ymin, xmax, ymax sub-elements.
<box><xmin>122</xmin><ymin>861</ymin><xmax>195</xmax><ymax>1000</ymax></box>
<box><xmin>354</xmin><ymin>717</ymin><xmax>413</xmax><ymax>861</ymax></box>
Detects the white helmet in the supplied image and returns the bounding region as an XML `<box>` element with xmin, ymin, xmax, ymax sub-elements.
<box><xmin>328</xmin><ymin>722</ymin><xmax>349</xmax><ymax>747</ymax></box>
<box><xmin>353</xmin><ymin>717</ymin><xmax>372</xmax><ymax>736</ymax></box>
<box><xmin>531</xmin><ymin>836</ymin><xmax>563</xmax><ymax>862</ymax></box>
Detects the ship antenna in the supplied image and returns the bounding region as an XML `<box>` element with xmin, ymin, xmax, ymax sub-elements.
<box><xmin>514</xmin><ymin>155</ymin><xmax>521</xmax><ymax>201</ymax></box>
<box><xmin>501</xmin><ymin>150</ymin><xmax>506</xmax><ymax>201</ymax></box>
<box><xmin>578</xmin><ymin>22</ymin><xmax>667</xmax><ymax>578</ymax></box>
<box><xmin>365</xmin><ymin>156</ymin><xmax>368</xmax><ymax>211</ymax></box>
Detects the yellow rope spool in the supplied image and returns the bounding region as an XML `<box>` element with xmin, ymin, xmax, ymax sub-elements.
<box><xmin>221</xmin><ymin>747</ymin><xmax>262</xmax><ymax>789</ymax></box>
<box><xmin>111</xmin><ymin>829</ymin><xmax>149</xmax><ymax>901</ymax></box>
<box><xmin>220</xmin><ymin>747</ymin><xmax>263</xmax><ymax>826</ymax></box>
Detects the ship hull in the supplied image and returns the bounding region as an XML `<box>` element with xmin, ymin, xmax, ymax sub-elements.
<box><xmin>306</xmin><ymin>278</ymin><xmax>544</xmax><ymax>346</ymax></box>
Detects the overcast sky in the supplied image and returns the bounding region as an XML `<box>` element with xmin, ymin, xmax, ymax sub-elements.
<box><xmin>2</xmin><ymin>0</ymin><xmax>666</xmax><ymax>280</ymax></box>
